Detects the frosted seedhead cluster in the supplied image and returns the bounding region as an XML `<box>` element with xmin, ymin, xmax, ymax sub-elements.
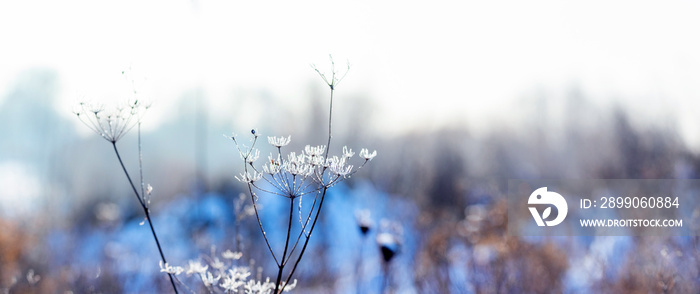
<box><xmin>229</xmin><ymin>134</ymin><xmax>376</xmax><ymax>198</ymax></box>
<box><xmin>268</xmin><ymin>135</ymin><xmax>291</xmax><ymax>148</ymax></box>
<box><xmin>159</xmin><ymin>261</ymin><xmax>184</xmax><ymax>275</ymax></box>
<box><xmin>161</xmin><ymin>250</ymin><xmax>297</xmax><ymax>293</ymax></box>
<box><xmin>235</xmin><ymin>171</ymin><xmax>263</xmax><ymax>184</ymax></box>
<box><xmin>222</xmin><ymin>250</ymin><xmax>243</xmax><ymax>260</ymax></box>
<box><xmin>360</xmin><ymin>148</ymin><xmax>377</xmax><ymax>160</ymax></box>
<box><xmin>74</xmin><ymin>100</ymin><xmax>149</xmax><ymax>143</ymax></box>
<box><xmin>242</xmin><ymin>278</ymin><xmax>297</xmax><ymax>293</ymax></box>
<box><xmin>377</xmin><ymin>220</ymin><xmax>403</xmax><ymax>263</ymax></box>
<box><xmin>311</xmin><ymin>54</ymin><xmax>350</xmax><ymax>90</ymax></box>
<box><xmin>185</xmin><ymin>260</ymin><xmax>209</xmax><ymax>275</ymax></box>
<box><xmin>355</xmin><ymin>209</ymin><xmax>374</xmax><ymax>235</ymax></box>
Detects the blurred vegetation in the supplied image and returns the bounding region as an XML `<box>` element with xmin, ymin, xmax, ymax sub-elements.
<box><xmin>1</xmin><ymin>69</ymin><xmax>700</xmax><ymax>293</ymax></box>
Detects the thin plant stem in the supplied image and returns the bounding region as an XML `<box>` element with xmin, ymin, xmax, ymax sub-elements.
<box><xmin>274</xmin><ymin>198</ymin><xmax>296</xmax><ymax>293</ymax></box>
<box><xmin>278</xmin><ymin>79</ymin><xmax>336</xmax><ymax>292</ymax></box>
<box><xmin>246</xmin><ymin>181</ymin><xmax>279</xmax><ymax>266</ymax></box>
<box><xmin>234</xmin><ymin>206</ymin><xmax>243</xmax><ymax>252</ymax></box>
<box><xmin>355</xmin><ymin>236</ymin><xmax>367</xmax><ymax>294</ymax></box>
<box><xmin>111</xmin><ymin>142</ymin><xmax>179</xmax><ymax>293</ymax></box>
<box><xmin>112</xmin><ymin>142</ymin><xmax>145</xmax><ymax>210</ymax></box>
<box><xmin>242</xmin><ymin>137</ymin><xmax>281</xmax><ymax>265</ymax></box>
<box><xmin>325</xmin><ymin>86</ymin><xmax>333</xmax><ymax>158</ymax></box>
<box><xmin>234</xmin><ymin>219</ymin><xmax>240</xmax><ymax>251</ymax></box>
<box><xmin>381</xmin><ymin>261</ymin><xmax>390</xmax><ymax>294</ymax></box>
<box><xmin>283</xmin><ymin>189</ymin><xmax>322</xmax><ymax>266</ymax></box>
<box><xmin>280</xmin><ymin>187</ymin><xmax>328</xmax><ymax>292</ymax></box>
<box><xmin>138</xmin><ymin>123</ymin><xmax>145</xmax><ymax>203</ymax></box>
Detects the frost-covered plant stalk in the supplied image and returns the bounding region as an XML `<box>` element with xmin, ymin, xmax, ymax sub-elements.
<box><xmin>229</xmin><ymin>58</ymin><xmax>376</xmax><ymax>293</ymax></box>
<box><xmin>75</xmin><ymin>100</ymin><xmax>179</xmax><ymax>293</ymax></box>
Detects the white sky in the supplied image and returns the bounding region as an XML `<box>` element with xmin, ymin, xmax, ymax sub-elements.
<box><xmin>2</xmin><ymin>0</ymin><xmax>700</xmax><ymax>146</ymax></box>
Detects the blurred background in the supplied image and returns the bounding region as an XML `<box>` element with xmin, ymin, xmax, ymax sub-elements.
<box><xmin>2</xmin><ymin>0</ymin><xmax>700</xmax><ymax>293</ymax></box>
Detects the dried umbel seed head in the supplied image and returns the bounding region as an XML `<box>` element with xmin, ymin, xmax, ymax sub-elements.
<box><xmin>360</xmin><ymin>148</ymin><xmax>377</xmax><ymax>161</ymax></box>
<box><xmin>355</xmin><ymin>209</ymin><xmax>373</xmax><ymax>235</ymax></box>
<box><xmin>268</xmin><ymin>135</ymin><xmax>291</xmax><ymax>148</ymax></box>
<box><xmin>377</xmin><ymin>232</ymin><xmax>400</xmax><ymax>263</ymax></box>
<box><xmin>311</xmin><ymin>54</ymin><xmax>350</xmax><ymax>90</ymax></box>
<box><xmin>360</xmin><ymin>224</ymin><xmax>371</xmax><ymax>235</ymax></box>
<box><xmin>74</xmin><ymin>100</ymin><xmax>149</xmax><ymax>143</ymax></box>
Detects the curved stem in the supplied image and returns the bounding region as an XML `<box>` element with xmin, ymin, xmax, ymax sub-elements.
<box><xmin>381</xmin><ymin>261</ymin><xmax>389</xmax><ymax>294</ymax></box>
<box><xmin>247</xmin><ymin>181</ymin><xmax>279</xmax><ymax>266</ymax></box>
<box><xmin>241</xmin><ymin>136</ymin><xmax>280</xmax><ymax>265</ymax></box>
<box><xmin>325</xmin><ymin>87</ymin><xmax>334</xmax><ymax>158</ymax></box>
<box><xmin>355</xmin><ymin>236</ymin><xmax>366</xmax><ymax>294</ymax></box>
<box><xmin>274</xmin><ymin>198</ymin><xmax>295</xmax><ymax>293</ymax></box>
<box><xmin>284</xmin><ymin>189</ymin><xmax>321</xmax><ymax>265</ymax></box>
<box><xmin>112</xmin><ymin>142</ymin><xmax>145</xmax><ymax>208</ymax></box>
<box><xmin>111</xmin><ymin>142</ymin><xmax>179</xmax><ymax>293</ymax></box>
<box><xmin>280</xmin><ymin>187</ymin><xmax>328</xmax><ymax>292</ymax></box>
<box><xmin>138</xmin><ymin>123</ymin><xmax>145</xmax><ymax>203</ymax></box>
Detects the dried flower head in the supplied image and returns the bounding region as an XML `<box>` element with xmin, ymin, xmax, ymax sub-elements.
<box><xmin>377</xmin><ymin>219</ymin><xmax>403</xmax><ymax>263</ymax></box>
<box><xmin>355</xmin><ymin>209</ymin><xmax>373</xmax><ymax>235</ymax></box>
<box><xmin>245</xmin><ymin>278</ymin><xmax>274</xmax><ymax>293</ymax></box>
<box><xmin>26</xmin><ymin>269</ymin><xmax>40</xmax><ymax>285</ymax></box>
<box><xmin>210</xmin><ymin>257</ymin><xmax>225</xmax><ymax>270</ymax></box>
<box><xmin>311</xmin><ymin>54</ymin><xmax>350</xmax><ymax>90</ymax></box>
<box><xmin>228</xmin><ymin>266</ymin><xmax>252</xmax><ymax>281</ymax></box>
<box><xmin>219</xmin><ymin>275</ymin><xmax>245</xmax><ymax>292</ymax></box>
<box><xmin>159</xmin><ymin>261</ymin><xmax>184</xmax><ymax>275</ymax></box>
<box><xmin>222</xmin><ymin>250</ymin><xmax>243</xmax><ymax>260</ymax></box>
<box><xmin>377</xmin><ymin>233</ymin><xmax>400</xmax><ymax>263</ymax></box>
<box><xmin>74</xmin><ymin>100</ymin><xmax>149</xmax><ymax>143</ymax></box>
<box><xmin>268</xmin><ymin>135</ymin><xmax>291</xmax><ymax>148</ymax></box>
<box><xmin>186</xmin><ymin>260</ymin><xmax>209</xmax><ymax>275</ymax></box>
<box><xmin>162</xmin><ymin>251</ymin><xmax>279</xmax><ymax>293</ymax></box>
<box><xmin>235</xmin><ymin>171</ymin><xmax>262</xmax><ymax>183</ymax></box>
<box><xmin>263</xmin><ymin>154</ymin><xmax>283</xmax><ymax>175</ymax></box>
<box><xmin>304</xmin><ymin>145</ymin><xmax>326</xmax><ymax>157</ymax></box>
<box><xmin>246</xmin><ymin>149</ymin><xmax>260</xmax><ymax>164</ymax></box>
<box><xmin>343</xmin><ymin>146</ymin><xmax>355</xmax><ymax>158</ymax></box>
<box><xmin>201</xmin><ymin>271</ymin><xmax>221</xmax><ymax>287</ymax></box>
<box><xmin>326</xmin><ymin>155</ymin><xmax>353</xmax><ymax>177</ymax></box>
<box><xmin>360</xmin><ymin>148</ymin><xmax>377</xmax><ymax>161</ymax></box>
